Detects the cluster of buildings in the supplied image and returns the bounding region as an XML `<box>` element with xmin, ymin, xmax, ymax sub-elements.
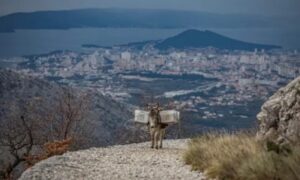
<box><xmin>10</xmin><ymin>45</ymin><xmax>300</xmax><ymax>119</ymax></box>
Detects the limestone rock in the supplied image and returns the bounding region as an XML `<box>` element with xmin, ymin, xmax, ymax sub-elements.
<box><xmin>257</xmin><ymin>76</ymin><xmax>300</xmax><ymax>146</ymax></box>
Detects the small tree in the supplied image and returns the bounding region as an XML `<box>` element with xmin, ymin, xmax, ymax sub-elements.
<box><xmin>0</xmin><ymin>100</ymin><xmax>38</xmax><ymax>179</ymax></box>
<box><xmin>44</xmin><ymin>88</ymin><xmax>90</xmax><ymax>144</ymax></box>
<box><xmin>0</xmin><ymin>87</ymin><xmax>90</xmax><ymax>179</ymax></box>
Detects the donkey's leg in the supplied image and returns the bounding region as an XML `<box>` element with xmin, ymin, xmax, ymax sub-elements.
<box><xmin>159</xmin><ymin>129</ymin><xmax>165</xmax><ymax>149</ymax></box>
<box><xmin>150</xmin><ymin>129</ymin><xmax>154</xmax><ymax>148</ymax></box>
<box><xmin>154</xmin><ymin>130</ymin><xmax>159</xmax><ymax>149</ymax></box>
<box><xmin>158</xmin><ymin>129</ymin><xmax>162</xmax><ymax>149</ymax></box>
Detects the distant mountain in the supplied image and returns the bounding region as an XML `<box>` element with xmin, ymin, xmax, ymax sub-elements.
<box><xmin>0</xmin><ymin>8</ymin><xmax>274</xmax><ymax>32</ymax></box>
<box><xmin>155</xmin><ymin>29</ymin><xmax>281</xmax><ymax>51</ymax></box>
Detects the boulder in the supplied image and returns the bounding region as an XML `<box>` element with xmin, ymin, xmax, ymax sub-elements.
<box><xmin>257</xmin><ymin>77</ymin><xmax>300</xmax><ymax>146</ymax></box>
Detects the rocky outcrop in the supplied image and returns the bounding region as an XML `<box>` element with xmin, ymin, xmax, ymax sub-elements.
<box><xmin>19</xmin><ymin>139</ymin><xmax>204</xmax><ymax>180</ymax></box>
<box><xmin>257</xmin><ymin>77</ymin><xmax>300</xmax><ymax>146</ymax></box>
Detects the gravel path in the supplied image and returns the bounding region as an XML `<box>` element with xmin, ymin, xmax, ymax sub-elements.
<box><xmin>19</xmin><ymin>139</ymin><xmax>205</xmax><ymax>180</ymax></box>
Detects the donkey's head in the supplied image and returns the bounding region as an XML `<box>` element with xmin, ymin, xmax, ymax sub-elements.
<box><xmin>148</xmin><ymin>103</ymin><xmax>162</xmax><ymax>128</ymax></box>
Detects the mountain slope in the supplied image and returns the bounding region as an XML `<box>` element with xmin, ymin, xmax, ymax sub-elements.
<box><xmin>0</xmin><ymin>69</ymin><xmax>140</xmax><ymax>147</ymax></box>
<box><xmin>155</xmin><ymin>29</ymin><xmax>281</xmax><ymax>51</ymax></box>
<box><xmin>0</xmin><ymin>8</ymin><xmax>273</xmax><ymax>32</ymax></box>
<box><xmin>19</xmin><ymin>139</ymin><xmax>204</xmax><ymax>180</ymax></box>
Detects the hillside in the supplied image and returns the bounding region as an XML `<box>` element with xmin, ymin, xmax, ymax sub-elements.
<box><xmin>0</xmin><ymin>8</ymin><xmax>273</xmax><ymax>32</ymax></box>
<box><xmin>0</xmin><ymin>69</ymin><xmax>142</xmax><ymax>147</ymax></box>
<box><xmin>155</xmin><ymin>29</ymin><xmax>281</xmax><ymax>51</ymax></box>
<box><xmin>19</xmin><ymin>139</ymin><xmax>204</xmax><ymax>180</ymax></box>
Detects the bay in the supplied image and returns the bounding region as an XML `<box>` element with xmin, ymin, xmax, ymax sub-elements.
<box><xmin>0</xmin><ymin>27</ymin><xmax>299</xmax><ymax>58</ymax></box>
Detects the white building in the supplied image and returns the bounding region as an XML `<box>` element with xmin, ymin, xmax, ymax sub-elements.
<box><xmin>121</xmin><ymin>52</ymin><xmax>131</xmax><ymax>61</ymax></box>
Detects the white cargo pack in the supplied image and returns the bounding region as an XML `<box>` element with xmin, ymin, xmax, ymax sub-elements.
<box><xmin>160</xmin><ymin>110</ymin><xmax>180</xmax><ymax>124</ymax></box>
<box><xmin>134</xmin><ymin>109</ymin><xmax>180</xmax><ymax>124</ymax></box>
<box><xmin>134</xmin><ymin>110</ymin><xmax>149</xmax><ymax>124</ymax></box>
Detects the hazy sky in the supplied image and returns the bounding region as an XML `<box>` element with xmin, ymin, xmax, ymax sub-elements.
<box><xmin>1</xmin><ymin>0</ymin><xmax>300</xmax><ymax>17</ymax></box>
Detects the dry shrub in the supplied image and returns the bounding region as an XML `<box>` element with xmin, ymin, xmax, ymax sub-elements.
<box><xmin>184</xmin><ymin>132</ymin><xmax>300</xmax><ymax>180</ymax></box>
<box><xmin>25</xmin><ymin>138</ymin><xmax>72</xmax><ymax>167</ymax></box>
<box><xmin>238</xmin><ymin>147</ymin><xmax>300</xmax><ymax>180</ymax></box>
<box><xmin>44</xmin><ymin>138</ymin><xmax>72</xmax><ymax>157</ymax></box>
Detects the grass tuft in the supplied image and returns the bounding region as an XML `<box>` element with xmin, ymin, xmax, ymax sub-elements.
<box><xmin>184</xmin><ymin>132</ymin><xmax>300</xmax><ymax>180</ymax></box>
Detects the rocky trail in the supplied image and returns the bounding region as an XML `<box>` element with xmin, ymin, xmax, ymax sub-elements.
<box><xmin>19</xmin><ymin>139</ymin><xmax>205</xmax><ymax>180</ymax></box>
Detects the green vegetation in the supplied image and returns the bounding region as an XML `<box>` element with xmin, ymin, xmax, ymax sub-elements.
<box><xmin>184</xmin><ymin>132</ymin><xmax>300</xmax><ymax>180</ymax></box>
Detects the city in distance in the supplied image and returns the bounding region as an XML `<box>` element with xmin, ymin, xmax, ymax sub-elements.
<box><xmin>2</xmin><ymin>27</ymin><xmax>299</xmax><ymax>133</ymax></box>
<box><xmin>1</xmin><ymin>2</ymin><xmax>300</xmax><ymax>179</ymax></box>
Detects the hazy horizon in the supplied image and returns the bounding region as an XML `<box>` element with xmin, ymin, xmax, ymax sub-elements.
<box><xmin>0</xmin><ymin>0</ymin><xmax>299</xmax><ymax>56</ymax></box>
<box><xmin>1</xmin><ymin>0</ymin><xmax>300</xmax><ymax>17</ymax></box>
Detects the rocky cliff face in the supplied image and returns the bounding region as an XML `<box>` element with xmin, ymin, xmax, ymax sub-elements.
<box><xmin>257</xmin><ymin>76</ymin><xmax>300</xmax><ymax>146</ymax></box>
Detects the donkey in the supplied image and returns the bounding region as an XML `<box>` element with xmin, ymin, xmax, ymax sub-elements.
<box><xmin>148</xmin><ymin>104</ymin><xmax>168</xmax><ymax>149</ymax></box>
